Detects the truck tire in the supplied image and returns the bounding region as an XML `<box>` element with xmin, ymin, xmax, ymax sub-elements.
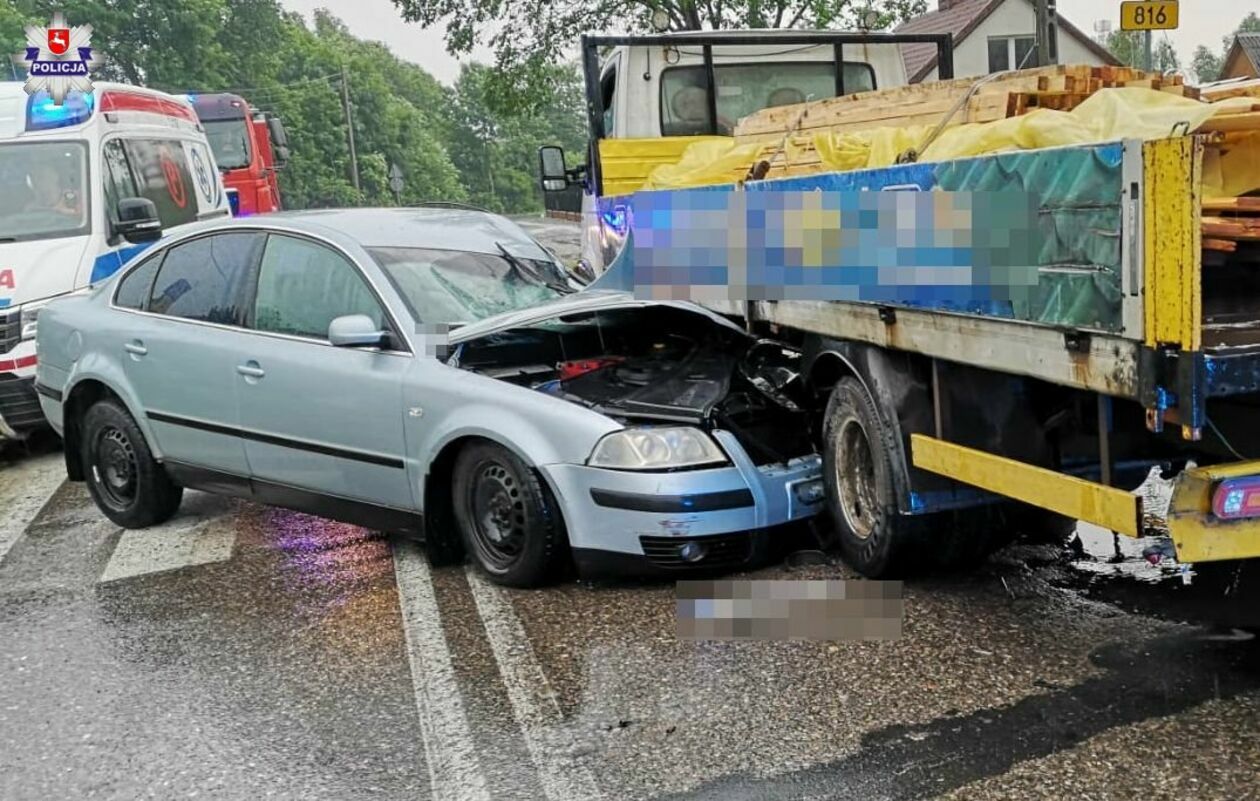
<box><xmin>81</xmin><ymin>399</ymin><xmax>183</xmax><ymax>528</ymax></box>
<box><xmin>822</xmin><ymin>377</ymin><xmax>924</xmax><ymax>577</ymax></box>
<box><xmin>452</xmin><ymin>442</ymin><xmax>567</xmax><ymax>587</ymax></box>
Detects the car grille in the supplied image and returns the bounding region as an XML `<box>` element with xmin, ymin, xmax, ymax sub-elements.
<box><xmin>0</xmin><ymin>309</ymin><xmax>19</xmax><ymax>356</ymax></box>
<box><xmin>0</xmin><ymin>375</ymin><xmax>44</xmax><ymax>433</ymax></box>
<box><xmin>639</xmin><ymin>532</ymin><xmax>754</xmax><ymax>570</ymax></box>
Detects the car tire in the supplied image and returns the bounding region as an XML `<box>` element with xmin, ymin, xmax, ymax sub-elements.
<box><xmin>822</xmin><ymin>377</ymin><xmax>925</xmax><ymax>577</ymax></box>
<box><xmin>81</xmin><ymin>399</ymin><xmax>183</xmax><ymax>528</ymax></box>
<box><xmin>452</xmin><ymin>441</ymin><xmax>567</xmax><ymax>588</ymax></box>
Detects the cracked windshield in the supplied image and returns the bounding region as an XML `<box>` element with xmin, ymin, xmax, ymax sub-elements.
<box><xmin>3</xmin><ymin>1</ymin><xmax>1260</xmax><ymax>800</ymax></box>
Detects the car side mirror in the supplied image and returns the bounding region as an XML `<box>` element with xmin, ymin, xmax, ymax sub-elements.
<box><xmin>538</xmin><ymin>145</ymin><xmax>568</xmax><ymax>192</ymax></box>
<box><xmin>114</xmin><ymin>197</ymin><xmax>162</xmax><ymax>244</ymax></box>
<box><xmin>328</xmin><ymin>314</ymin><xmax>387</xmax><ymax>348</ymax></box>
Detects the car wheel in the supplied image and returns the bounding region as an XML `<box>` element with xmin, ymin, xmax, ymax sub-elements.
<box><xmin>452</xmin><ymin>442</ymin><xmax>566</xmax><ymax>587</ymax></box>
<box><xmin>81</xmin><ymin>399</ymin><xmax>182</xmax><ymax>528</ymax></box>
<box><xmin>822</xmin><ymin>377</ymin><xmax>924</xmax><ymax>577</ymax></box>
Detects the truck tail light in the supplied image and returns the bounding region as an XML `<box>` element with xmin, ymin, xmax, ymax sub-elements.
<box><xmin>1212</xmin><ymin>477</ymin><xmax>1260</xmax><ymax>520</ymax></box>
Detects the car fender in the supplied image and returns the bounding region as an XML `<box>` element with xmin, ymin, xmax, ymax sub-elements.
<box><xmin>63</xmin><ymin>351</ymin><xmax>165</xmax><ymax>460</ymax></box>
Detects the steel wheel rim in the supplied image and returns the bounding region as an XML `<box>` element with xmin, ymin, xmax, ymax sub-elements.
<box><xmin>464</xmin><ymin>461</ymin><xmax>526</xmax><ymax>572</ymax></box>
<box><xmin>836</xmin><ymin>419</ymin><xmax>878</xmax><ymax>540</ymax></box>
<box><xmin>93</xmin><ymin>426</ymin><xmax>138</xmax><ymax>510</ymax></box>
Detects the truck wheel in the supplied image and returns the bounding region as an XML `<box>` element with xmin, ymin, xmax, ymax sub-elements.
<box><xmin>822</xmin><ymin>377</ymin><xmax>923</xmax><ymax>577</ymax></box>
<box><xmin>452</xmin><ymin>442</ymin><xmax>567</xmax><ymax>588</ymax></box>
<box><xmin>81</xmin><ymin>399</ymin><xmax>183</xmax><ymax>528</ymax></box>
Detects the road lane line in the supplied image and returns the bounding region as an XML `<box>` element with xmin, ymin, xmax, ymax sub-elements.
<box><xmin>393</xmin><ymin>547</ymin><xmax>493</xmax><ymax>801</ymax></box>
<box><xmin>0</xmin><ymin>453</ymin><xmax>66</xmax><ymax>566</ymax></box>
<box><xmin>465</xmin><ymin>566</ymin><xmax>603</xmax><ymax>801</ymax></box>
<box><xmin>99</xmin><ymin>522</ymin><xmax>236</xmax><ymax>583</ymax></box>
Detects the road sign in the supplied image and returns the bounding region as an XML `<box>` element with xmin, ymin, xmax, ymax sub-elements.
<box><xmin>388</xmin><ymin>163</ymin><xmax>404</xmax><ymax>194</ymax></box>
<box><xmin>1120</xmin><ymin>1</ymin><xmax>1178</xmax><ymax>31</ymax></box>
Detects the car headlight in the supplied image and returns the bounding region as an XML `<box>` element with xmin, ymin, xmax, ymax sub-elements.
<box><xmin>588</xmin><ymin>426</ymin><xmax>728</xmax><ymax>470</ymax></box>
<box><xmin>19</xmin><ymin>301</ymin><xmax>47</xmax><ymax>342</ymax></box>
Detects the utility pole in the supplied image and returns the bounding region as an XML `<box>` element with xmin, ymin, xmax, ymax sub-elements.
<box><xmin>1143</xmin><ymin>29</ymin><xmax>1153</xmax><ymax>71</ymax></box>
<box><xmin>340</xmin><ymin>62</ymin><xmax>361</xmax><ymax>198</ymax></box>
<box><xmin>1034</xmin><ymin>0</ymin><xmax>1058</xmax><ymax>66</ymax></box>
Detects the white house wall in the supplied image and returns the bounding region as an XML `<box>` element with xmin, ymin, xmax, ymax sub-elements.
<box><xmin>921</xmin><ymin>0</ymin><xmax>1107</xmax><ymax>81</ymax></box>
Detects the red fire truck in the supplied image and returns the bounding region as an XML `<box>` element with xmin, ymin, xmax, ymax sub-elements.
<box><xmin>187</xmin><ymin>93</ymin><xmax>289</xmax><ymax>215</ymax></box>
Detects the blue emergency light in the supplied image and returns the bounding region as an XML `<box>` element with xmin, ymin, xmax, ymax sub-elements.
<box><xmin>25</xmin><ymin>90</ymin><xmax>96</xmax><ymax>131</ymax></box>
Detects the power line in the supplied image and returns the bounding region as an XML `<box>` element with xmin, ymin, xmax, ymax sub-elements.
<box><xmin>193</xmin><ymin>70</ymin><xmax>343</xmax><ymax>99</ymax></box>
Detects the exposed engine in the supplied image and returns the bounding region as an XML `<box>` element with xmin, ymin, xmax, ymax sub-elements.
<box><xmin>451</xmin><ymin>306</ymin><xmax>815</xmax><ymax>465</ymax></box>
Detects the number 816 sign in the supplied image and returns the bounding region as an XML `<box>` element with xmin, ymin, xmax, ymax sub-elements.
<box><xmin>1120</xmin><ymin>0</ymin><xmax>1178</xmax><ymax>31</ymax></box>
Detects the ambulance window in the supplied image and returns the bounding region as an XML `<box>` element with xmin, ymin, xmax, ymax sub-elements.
<box><xmin>102</xmin><ymin>139</ymin><xmax>139</xmax><ymax>225</ymax></box>
<box><xmin>122</xmin><ymin>139</ymin><xmax>198</xmax><ymax>229</ymax></box>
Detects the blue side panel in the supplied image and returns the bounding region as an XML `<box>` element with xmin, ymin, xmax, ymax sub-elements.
<box><xmin>614</xmin><ymin>142</ymin><xmax>1127</xmax><ymax>331</ymax></box>
<box><xmin>89</xmin><ymin>241</ymin><xmax>155</xmax><ymax>284</ymax></box>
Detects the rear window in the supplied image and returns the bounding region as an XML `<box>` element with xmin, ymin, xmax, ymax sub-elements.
<box><xmin>660</xmin><ymin>61</ymin><xmax>875</xmax><ymax>136</ymax></box>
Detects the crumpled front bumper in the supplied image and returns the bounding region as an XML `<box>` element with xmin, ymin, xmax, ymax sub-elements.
<box><xmin>540</xmin><ymin>429</ymin><xmax>823</xmax><ymax>574</ymax></box>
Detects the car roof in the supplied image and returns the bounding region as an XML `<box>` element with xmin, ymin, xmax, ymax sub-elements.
<box><xmin>254</xmin><ymin>206</ymin><xmax>555</xmax><ymax>259</ymax></box>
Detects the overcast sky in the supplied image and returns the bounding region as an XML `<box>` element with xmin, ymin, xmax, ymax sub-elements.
<box><xmin>280</xmin><ymin>0</ymin><xmax>1258</xmax><ymax>85</ymax></box>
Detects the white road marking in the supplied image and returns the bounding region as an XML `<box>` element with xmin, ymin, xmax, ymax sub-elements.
<box><xmin>98</xmin><ymin>493</ymin><xmax>238</xmax><ymax>583</ymax></box>
<box><xmin>465</xmin><ymin>566</ymin><xmax>603</xmax><ymax>801</ymax></box>
<box><xmin>392</xmin><ymin>546</ymin><xmax>493</xmax><ymax>801</ymax></box>
<box><xmin>0</xmin><ymin>453</ymin><xmax>66</xmax><ymax>566</ymax></box>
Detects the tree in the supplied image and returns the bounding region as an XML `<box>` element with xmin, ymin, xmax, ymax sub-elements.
<box><xmin>1105</xmin><ymin>30</ymin><xmax>1178</xmax><ymax>72</ymax></box>
<box><xmin>448</xmin><ymin>62</ymin><xmax>586</xmax><ymax>212</ymax></box>
<box><xmin>1191</xmin><ymin>45</ymin><xmax>1223</xmax><ymax>84</ymax></box>
<box><xmin>1189</xmin><ymin>10</ymin><xmax>1260</xmax><ymax>83</ymax></box>
<box><xmin>387</xmin><ymin>0</ymin><xmax>928</xmax><ymax>112</ymax></box>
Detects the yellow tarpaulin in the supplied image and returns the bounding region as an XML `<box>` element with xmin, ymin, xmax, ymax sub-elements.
<box><xmin>636</xmin><ymin>88</ymin><xmax>1260</xmax><ymax>196</ymax></box>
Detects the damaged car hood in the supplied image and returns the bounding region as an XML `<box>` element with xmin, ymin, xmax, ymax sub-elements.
<box><xmin>445</xmin><ymin>290</ymin><xmax>746</xmax><ymax>345</ymax></box>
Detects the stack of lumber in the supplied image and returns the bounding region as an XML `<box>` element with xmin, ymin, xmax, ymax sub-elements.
<box><xmin>733</xmin><ymin>65</ymin><xmax>1196</xmax><ymax>141</ymax></box>
<box><xmin>728</xmin><ymin>65</ymin><xmax>1198</xmax><ymax>182</ymax></box>
<box><xmin>1202</xmin><ymin>197</ymin><xmax>1260</xmax><ymax>253</ymax></box>
<box><xmin>1199</xmin><ymin>77</ymin><xmax>1260</xmax><ymax>103</ymax></box>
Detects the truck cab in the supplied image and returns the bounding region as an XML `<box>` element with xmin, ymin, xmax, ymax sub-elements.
<box><xmin>540</xmin><ymin>31</ymin><xmax>946</xmax><ymax>273</ymax></box>
<box><xmin>188</xmin><ymin>93</ymin><xmax>289</xmax><ymax>216</ymax></box>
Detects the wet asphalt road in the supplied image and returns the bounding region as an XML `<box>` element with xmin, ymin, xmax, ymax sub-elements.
<box><xmin>3</xmin><ymin>439</ymin><xmax>1260</xmax><ymax>801</ymax></box>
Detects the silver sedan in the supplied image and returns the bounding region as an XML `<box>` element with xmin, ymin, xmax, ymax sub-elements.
<box><xmin>34</xmin><ymin>208</ymin><xmax>822</xmax><ymax>586</ymax></box>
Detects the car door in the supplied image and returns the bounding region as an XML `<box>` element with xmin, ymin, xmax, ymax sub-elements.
<box><xmin>236</xmin><ymin>232</ymin><xmax>414</xmax><ymax>511</ymax></box>
<box><xmin>114</xmin><ymin>231</ymin><xmax>263</xmax><ymax>478</ymax></box>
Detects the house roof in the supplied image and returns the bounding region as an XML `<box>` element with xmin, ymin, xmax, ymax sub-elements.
<box><xmin>894</xmin><ymin>0</ymin><xmax>1120</xmax><ymax>83</ymax></box>
<box><xmin>1225</xmin><ymin>33</ymin><xmax>1260</xmax><ymax>76</ymax></box>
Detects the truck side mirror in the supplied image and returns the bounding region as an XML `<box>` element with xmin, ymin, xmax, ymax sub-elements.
<box><xmin>539</xmin><ymin>145</ymin><xmax>568</xmax><ymax>192</ymax></box>
<box><xmin>267</xmin><ymin>117</ymin><xmax>289</xmax><ymax>149</ymax></box>
<box><xmin>113</xmin><ymin>197</ymin><xmax>163</xmax><ymax>244</ymax></box>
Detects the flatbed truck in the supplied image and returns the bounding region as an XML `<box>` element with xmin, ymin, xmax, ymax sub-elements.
<box><xmin>540</xmin><ymin>32</ymin><xmax>1260</xmax><ymax>581</ymax></box>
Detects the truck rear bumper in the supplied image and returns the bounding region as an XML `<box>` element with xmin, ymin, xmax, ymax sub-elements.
<box><xmin>911</xmin><ymin>433</ymin><xmax>1260</xmax><ymax>564</ymax></box>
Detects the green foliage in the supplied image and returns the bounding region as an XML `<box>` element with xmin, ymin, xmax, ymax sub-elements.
<box><xmin>1191</xmin><ymin>45</ymin><xmax>1223</xmax><ymax>84</ymax></box>
<box><xmin>1189</xmin><ymin>10</ymin><xmax>1260</xmax><ymax>83</ymax></box>
<box><xmin>387</xmin><ymin>0</ymin><xmax>927</xmax><ymax>113</ymax></box>
<box><xmin>1104</xmin><ymin>30</ymin><xmax>1178</xmax><ymax>72</ymax></box>
<box><xmin>4</xmin><ymin>0</ymin><xmax>584</xmax><ymax>212</ymax></box>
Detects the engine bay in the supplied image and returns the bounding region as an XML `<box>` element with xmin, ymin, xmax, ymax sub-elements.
<box><xmin>451</xmin><ymin>306</ymin><xmax>816</xmax><ymax>465</ymax></box>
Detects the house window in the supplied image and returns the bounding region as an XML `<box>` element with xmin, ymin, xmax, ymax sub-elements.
<box><xmin>987</xmin><ymin>35</ymin><xmax>1039</xmax><ymax>72</ymax></box>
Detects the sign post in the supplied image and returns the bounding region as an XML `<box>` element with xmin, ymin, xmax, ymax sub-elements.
<box><xmin>1120</xmin><ymin>1</ymin><xmax>1176</xmax><ymax>72</ymax></box>
<box><xmin>388</xmin><ymin>163</ymin><xmax>404</xmax><ymax>206</ymax></box>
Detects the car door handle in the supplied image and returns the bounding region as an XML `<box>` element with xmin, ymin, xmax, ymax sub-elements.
<box><xmin>236</xmin><ymin>362</ymin><xmax>265</xmax><ymax>378</ymax></box>
<box><xmin>124</xmin><ymin>340</ymin><xmax>147</xmax><ymax>356</ymax></box>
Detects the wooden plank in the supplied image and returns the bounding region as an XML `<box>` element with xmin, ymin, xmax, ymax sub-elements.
<box><xmin>1199</xmin><ymin>113</ymin><xmax>1260</xmax><ymax>134</ymax></box>
<box><xmin>1202</xmin><ymin>238</ymin><xmax>1239</xmax><ymax>253</ymax></box>
<box><xmin>1202</xmin><ymin>196</ymin><xmax>1260</xmax><ymax>212</ymax></box>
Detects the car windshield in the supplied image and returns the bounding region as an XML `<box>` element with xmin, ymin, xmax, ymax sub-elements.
<box><xmin>202</xmin><ymin>117</ymin><xmax>252</xmax><ymax>170</ymax></box>
<box><xmin>0</xmin><ymin>141</ymin><xmax>89</xmax><ymax>243</ymax></box>
<box><xmin>369</xmin><ymin>246</ymin><xmax>572</xmax><ymax>325</ymax></box>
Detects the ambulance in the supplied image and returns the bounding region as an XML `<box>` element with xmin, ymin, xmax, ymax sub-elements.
<box><xmin>0</xmin><ymin>81</ymin><xmax>229</xmax><ymax>438</ymax></box>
